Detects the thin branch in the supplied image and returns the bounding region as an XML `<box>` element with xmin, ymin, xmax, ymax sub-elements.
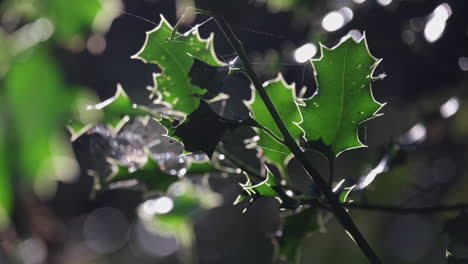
<box><xmin>346</xmin><ymin>203</ymin><xmax>468</xmax><ymax>214</ymax></box>
<box><xmin>207</xmin><ymin>10</ymin><xmax>383</xmax><ymax>264</ymax></box>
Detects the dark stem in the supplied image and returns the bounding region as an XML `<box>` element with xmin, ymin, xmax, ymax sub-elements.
<box><xmin>346</xmin><ymin>203</ymin><xmax>468</xmax><ymax>214</ymax></box>
<box><xmin>209</xmin><ymin>11</ymin><xmax>383</xmax><ymax>264</ymax></box>
<box><xmin>329</xmin><ymin>157</ymin><xmax>335</xmax><ymax>188</ymax></box>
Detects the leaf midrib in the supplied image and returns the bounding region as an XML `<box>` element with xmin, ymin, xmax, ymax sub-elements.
<box><xmin>332</xmin><ymin>45</ymin><xmax>349</xmax><ymax>151</ymax></box>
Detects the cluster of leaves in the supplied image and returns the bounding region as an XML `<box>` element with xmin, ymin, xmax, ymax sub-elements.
<box><xmin>64</xmin><ymin>13</ymin><xmax>388</xmax><ymax>263</ymax></box>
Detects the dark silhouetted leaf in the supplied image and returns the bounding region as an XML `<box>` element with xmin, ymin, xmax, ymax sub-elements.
<box><xmin>189</xmin><ymin>57</ymin><xmax>230</xmax><ymax>100</ymax></box>
<box><xmin>174</xmin><ymin>101</ymin><xmax>238</xmax><ymax>158</ymax></box>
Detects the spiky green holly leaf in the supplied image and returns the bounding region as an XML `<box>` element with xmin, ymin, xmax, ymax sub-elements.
<box><xmin>67</xmin><ymin>84</ymin><xmax>160</xmax><ymax>141</ymax></box>
<box><xmin>243</xmin><ymin>167</ymin><xmax>279</xmax><ymax>197</ymax></box>
<box><xmin>300</xmin><ymin>36</ymin><xmax>384</xmax><ymax>157</ymax></box>
<box><xmin>278</xmin><ymin>207</ymin><xmax>319</xmax><ymax>264</ymax></box>
<box><xmin>245</xmin><ymin>74</ymin><xmax>303</xmax><ymax>180</ymax></box>
<box><xmin>234</xmin><ymin>166</ymin><xmax>300</xmax><ymax>211</ymax></box>
<box><xmin>107</xmin><ymin>153</ymin><xmax>178</xmax><ymax>193</ymax></box>
<box><xmin>132</xmin><ymin>15</ymin><xmax>225</xmax><ymax>115</ymax></box>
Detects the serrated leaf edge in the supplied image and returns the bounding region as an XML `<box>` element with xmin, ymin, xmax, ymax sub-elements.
<box><xmin>304</xmin><ymin>33</ymin><xmax>386</xmax><ymax>156</ymax></box>
<box><xmin>243</xmin><ymin>73</ymin><xmax>304</xmax><ymax>168</ymax></box>
<box><xmin>131</xmin><ymin>14</ymin><xmax>226</xmax><ymax>104</ymax></box>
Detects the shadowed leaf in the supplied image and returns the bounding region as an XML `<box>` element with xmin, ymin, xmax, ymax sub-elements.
<box><xmin>189</xmin><ymin>57</ymin><xmax>230</xmax><ymax>100</ymax></box>
<box><xmin>278</xmin><ymin>207</ymin><xmax>319</xmax><ymax>264</ymax></box>
<box><xmin>174</xmin><ymin>101</ymin><xmax>238</xmax><ymax>158</ymax></box>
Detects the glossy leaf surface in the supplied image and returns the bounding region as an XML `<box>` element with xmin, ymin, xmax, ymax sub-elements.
<box><xmin>246</xmin><ymin>74</ymin><xmax>303</xmax><ymax>178</ymax></box>
<box><xmin>300</xmin><ymin>36</ymin><xmax>383</xmax><ymax>156</ymax></box>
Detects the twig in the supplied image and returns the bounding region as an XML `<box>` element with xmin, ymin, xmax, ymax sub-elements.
<box><xmin>346</xmin><ymin>203</ymin><xmax>468</xmax><ymax>214</ymax></box>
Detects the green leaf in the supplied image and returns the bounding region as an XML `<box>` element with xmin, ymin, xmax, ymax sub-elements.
<box><xmin>300</xmin><ymin>36</ymin><xmax>384</xmax><ymax>157</ymax></box>
<box><xmin>186</xmin><ymin>156</ymin><xmax>219</xmax><ymax>174</ymax></box>
<box><xmin>243</xmin><ymin>167</ymin><xmax>279</xmax><ymax>197</ymax></box>
<box><xmin>4</xmin><ymin>46</ymin><xmax>77</xmax><ymax>189</ymax></box>
<box><xmin>67</xmin><ymin>84</ymin><xmax>160</xmax><ymax>141</ymax></box>
<box><xmin>3</xmin><ymin>0</ymin><xmax>121</xmax><ymax>42</ymax></box>
<box><xmin>140</xmin><ymin>180</ymin><xmax>221</xmax><ymax>246</ymax></box>
<box><xmin>279</xmin><ymin>207</ymin><xmax>319</xmax><ymax>264</ymax></box>
<box><xmin>133</xmin><ymin>15</ymin><xmax>225</xmax><ymax>115</ymax></box>
<box><xmin>234</xmin><ymin>166</ymin><xmax>288</xmax><ymax>211</ymax></box>
<box><xmin>339</xmin><ymin>185</ymin><xmax>356</xmax><ymax>203</ymax></box>
<box><xmin>0</xmin><ymin>109</ymin><xmax>12</xmax><ymax>228</ymax></box>
<box><xmin>245</xmin><ymin>74</ymin><xmax>303</xmax><ymax>180</ymax></box>
<box><xmin>174</xmin><ymin>100</ymin><xmax>238</xmax><ymax>158</ymax></box>
<box><xmin>107</xmin><ymin>153</ymin><xmax>178</xmax><ymax>193</ymax></box>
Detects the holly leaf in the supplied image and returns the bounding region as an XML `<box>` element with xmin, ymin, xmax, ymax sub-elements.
<box><xmin>245</xmin><ymin>74</ymin><xmax>303</xmax><ymax>180</ymax></box>
<box><xmin>107</xmin><ymin>153</ymin><xmax>178</xmax><ymax>193</ymax></box>
<box><xmin>132</xmin><ymin>15</ymin><xmax>225</xmax><ymax>115</ymax></box>
<box><xmin>300</xmin><ymin>36</ymin><xmax>384</xmax><ymax>157</ymax></box>
<box><xmin>278</xmin><ymin>207</ymin><xmax>319</xmax><ymax>264</ymax></box>
<box><xmin>174</xmin><ymin>100</ymin><xmax>238</xmax><ymax>158</ymax></box>
<box><xmin>243</xmin><ymin>167</ymin><xmax>279</xmax><ymax>197</ymax></box>
<box><xmin>67</xmin><ymin>84</ymin><xmax>160</xmax><ymax>141</ymax></box>
<box><xmin>234</xmin><ymin>166</ymin><xmax>299</xmax><ymax>211</ymax></box>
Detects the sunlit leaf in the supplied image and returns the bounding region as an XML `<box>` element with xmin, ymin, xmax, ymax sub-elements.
<box><xmin>300</xmin><ymin>36</ymin><xmax>384</xmax><ymax>157</ymax></box>
<box><xmin>245</xmin><ymin>74</ymin><xmax>303</xmax><ymax>181</ymax></box>
<box><xmin>107</xmin><ymin>152</ymin><xmax>178</xmax><ymax>193</ymax></box>
<box><xmin>339</xmin><ymin>185</ymin><xmax>356</xmax><ymax>203</ymax></box>
<box><xmin>132</xmin><ymin>15</ymin><xmax>225</xmax><ymax>115</ymax></box>
<box><xmin>67</xmin><ymin>84</ymin><xmax>161</xmax><ymax>141</ymax></box>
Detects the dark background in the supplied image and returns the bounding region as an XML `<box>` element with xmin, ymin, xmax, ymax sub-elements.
<box><xmin>6</xmin><ymin>0</ymin><xmax>468</xmax><ymax>263</ymax></box>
